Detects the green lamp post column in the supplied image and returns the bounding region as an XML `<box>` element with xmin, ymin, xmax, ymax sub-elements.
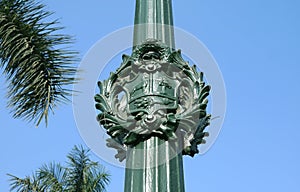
<box><xmin>126</xmin><ymin>1</ymin><xmax>183</xmax><ymax>192</ymax></box>
<box><xmin>133</xmin><ymin>0</ymin><xmax>175</xmax><ymax>49</ymax></box>
<box><xmin>95</xmin><ymin>0</ymin><xmax>211</xmax><ymax>191</ymax></box>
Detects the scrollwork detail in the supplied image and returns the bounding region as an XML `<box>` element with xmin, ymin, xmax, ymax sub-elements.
<box><xmin>95</xmin><ymin>40</ymin><xmax>211</xmax><ymax>161</ymax></box>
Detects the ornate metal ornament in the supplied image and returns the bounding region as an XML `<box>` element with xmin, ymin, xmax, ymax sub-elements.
<box><xmin>95</xmin><ymin>40</ymin><xmax>210</xmax><ymax>161</ymax></box>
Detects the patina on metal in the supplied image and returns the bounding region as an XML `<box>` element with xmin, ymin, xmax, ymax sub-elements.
<box><xmin>95</xmin><ymin>0</ymin><xmax>211</xmax><ymax>191</ymax></box>
<box><xmin>133</xmin><ymin>0</ymin><xmax>175</xmax><ymax>49</ymax></box>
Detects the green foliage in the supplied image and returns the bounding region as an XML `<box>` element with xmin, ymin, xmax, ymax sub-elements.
<box><xmin>8</xmin><ymin>145</ymin><xmax>110</xmax><ymax>192</ymax></box>
<box><xmin>7</xmin><ymin>174</ymin><xmax>44</xmax><ymax>192</ymax></box>
<box><xmin>0</xmin><ymin>0</ymin><xmax>77</xmax><ymax>126</ymax></box>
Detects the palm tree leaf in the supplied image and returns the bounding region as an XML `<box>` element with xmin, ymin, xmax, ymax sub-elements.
<box><xmin>7</xmin><ymin>173</ymin><xmax>43</xmax><ymax>192</ymax></box>
<box><xmin>87</xmin><ymin>167</ymin><xmax>110</xmax><ymax>192</ymax></box>
<box><xmin>37</xmin><ymin>162</ymin><xmax>66</xmax><ymax>192</ymax></box>
<box><xmin>0</xmin><ymin>0</ymin><xmax>78</xmax><ymax>127</ymax></box>
<box><xmin>65</xmin><ymin>145</ymin><xmax>110</xmax><ymax>192</ymax></box>
<box><xmin>65</xmin><ymin>145</ymin><xmax>90</xmax><ymax>191</ymax></box>
<box><xmin>8</xmin><ymin>145</ymin><xmax>110</xmax><ymax>192</ymax></box>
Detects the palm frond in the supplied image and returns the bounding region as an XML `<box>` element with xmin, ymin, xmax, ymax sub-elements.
<box><xmin>8</xmin><ymin>145</ymin><xmax>110</xmax><ymax>192</ymax></box>
<box><xmin>7</xmin><ymin>173</ymin><xmax>43</xmax><ymax>192</ymax></box>
<box><xmin>86</xmin><ymin>166</ymin><xmax>110</xmax><ymax>192</ymax></box>
<box><xmin>37</xmin><ymin>162</ymin><xmax>66</xmax><ymax>192</ymax></box>
<box><xmin>65</xmin><ymin>145</ymin><xmax>90</xmax><ymax>191</ymax></box>
<box><xmin>0</xmin><ymin>0</ymin><xmax>78</xmax><ymax>126</ymax></box>
<box><xmin>65</xmin><ymin>145</ymin><xmax>110</xmax><ymax>192</ymax></box>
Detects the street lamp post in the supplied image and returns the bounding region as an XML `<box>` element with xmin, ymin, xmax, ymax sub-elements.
<box><xmin>95</xmin><ymin>0</ymin><xmax>211</xmax><ymax>191</ymax></box>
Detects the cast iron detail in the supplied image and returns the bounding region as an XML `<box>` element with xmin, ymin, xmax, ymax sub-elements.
<box><xmin>95</xmin><ymin>40</ymin><xmax>211</xmax><ymax>161</ymax></box>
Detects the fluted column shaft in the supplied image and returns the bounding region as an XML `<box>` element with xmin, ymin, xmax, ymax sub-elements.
<box><xmin>133</xmin><ymin>0</ymin><xmax>175</xmax><ymax>49</ymax></box>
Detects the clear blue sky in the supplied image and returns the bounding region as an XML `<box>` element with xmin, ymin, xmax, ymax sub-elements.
<box><xmin>1</xmin><ymin>0</ymin><xmax>300</xmax><ymax>191</ymax></box>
